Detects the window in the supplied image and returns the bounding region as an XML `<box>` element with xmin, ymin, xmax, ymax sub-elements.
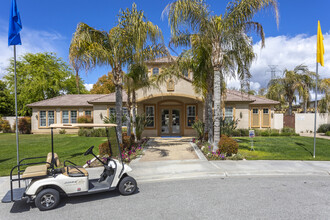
<box><xmin>152</xmin><ymin>68</ymin><xmax>159</xmax><ymax>75</ymax></box>
<box><xmin>62</xmin><ymin>111</ymin><xmax>69</xmax><ymax>123</ymax></box>
<box><xmin>263</xmin><ymin>109</ymin><xmax>269</xmax><ymax>114</ymax></box>
<box><xmin>253</xmin><ymin>109</ymin><xmax>258</xmax><ymax>114</ymax></box>
<box><xmin>109</xmin><ymin>107</ymin><xmax>116</xmax><ymax>117</ymax></box>
<box><xmin>71</xmin><ymin>111</ymin><xmax>77</xmax><ymax>123</ymax></box>
<box><xmin>48</xmin><ymin>111</ymin><xmax>54</xmax><ymax>126</ymax></box>
<box><xmin>40</xmin><ymin>111</ymin><xmax>46</xmax><ymax>127</ymax></box>
<box><xmin>145</xmin><ymin>106</ymin><xmax>155</xmax><ymax>128</ymax></box>
<box><xmin>224</xmin><ymin>107</ymin><xmax>233</xmax><ymax>122</ymax></box>
<box><xmin>187</xmin><ymin>105</ymin><xmax>196</xmax><ymax>127</ymax></box>
<box><xmin>85</xmin><ymin>110</ymin><xmax>92</xmax><ymax>117</ymax></box>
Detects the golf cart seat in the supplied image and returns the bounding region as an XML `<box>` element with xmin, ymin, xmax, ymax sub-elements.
<box><xmin>62</xmin><ymin>166</ymin><xmax>88</xmax><ymax>177</ymax></box>
<box><xmin>22</xmin><ymin>152</ymin><xmax>60</xmax><ymax>179</ymax></box>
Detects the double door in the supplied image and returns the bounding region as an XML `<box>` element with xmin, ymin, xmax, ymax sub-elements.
<box><xmin>161</xmin><ymin>108</ymin><xmax>181</xmax><ymax>136</ymax></box>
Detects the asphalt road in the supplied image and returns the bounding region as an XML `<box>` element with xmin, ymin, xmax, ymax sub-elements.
<box><xmin>1</xmin><ymin>176</ymin><xmax>330</xmax><ymax>220</ymax></box>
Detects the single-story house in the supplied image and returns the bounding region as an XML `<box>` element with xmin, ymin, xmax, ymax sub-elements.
<box><xmin>27</xmin><ymin>56</ymin><xmax>279</xmax><ymax>136</ymax></box>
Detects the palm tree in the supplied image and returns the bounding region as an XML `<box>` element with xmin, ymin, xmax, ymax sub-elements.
<box><xmin>69</xmin><ymin>24</ymin><xmax>129</xmax><ymax>143</ymax></box>
<box><xmin>318</xmin><ymin>78</ymin><xmax>330</xmax><ymax>113</ymax></box>
<box><xmin>267</xmin><ymin>65</ymin><xmax>310</xmax><ymax>115</ymax></box>
<box><xmin>297</xmin><ymin>71</ymin><xmax>315</xmax><ymax>113</ymax></box>
<box><xmin>165</xmin><ymin>0</ymin><xmax>279</xmax><ymax>148</ymax></box>
<box><xmin>119</xmin><ymin>3</ymin><xmax>167</xmax><ymax>141</ymax></box>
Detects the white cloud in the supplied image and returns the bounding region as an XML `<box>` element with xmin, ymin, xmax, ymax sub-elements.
<box><xmin>250</xmin><ymin>34</ymin><xmax>330</xmax><ymax>87</ymax></box>
<box><xmin>227</xmin><ymin>33</ymin><xmax>330</xmax><ymax>92</ymax></box>
<box><xmin>84</xmin><ymin>83</ymin><xmax>94</xmax><ymax>91</ymax></box>
<box><xmin>0</xmin><ymin>21</ymin><xmax>65</xmax><ymax>79</ymax></box>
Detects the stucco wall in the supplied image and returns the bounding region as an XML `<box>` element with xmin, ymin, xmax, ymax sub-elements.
<box><xmin>295</xmin><ymin>113</ymin><xmax>329</xmax><ymax>133</ymax></box>
<box><xmin>93</xmin><ymin>104</ymin><xmax>108</xmax><ymax>124</ymax></box>
<box><xmin>273</xmin><ymin>113</ymin><xmax>284</xmax><ymax>130</ymax></box>
<box><xmin>234</xmin><ymin>103</ymin><xmax>250</xmax><ymax>129</ymax></box>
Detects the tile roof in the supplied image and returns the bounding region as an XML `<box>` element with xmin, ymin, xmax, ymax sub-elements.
<box><xmin>27</xmin><ymin>90</ymin><xmax>278</xmax><ymax>107</ymax></box>
<box><xmin>27</xmin><ymin>94</ymin><xmax>106</xmax><ymax>107</ymax></box>
<box><xmin>88</xmin><ymin>91</ymin><xmax>127</xmax><ymax>104</ymax></box>
<box><xmin>225</xmin><ymin>90</ymin><xmax>280</xmax><ymax>105</ymax></box>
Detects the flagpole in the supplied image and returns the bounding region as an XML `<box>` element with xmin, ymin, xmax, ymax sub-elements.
<box><xmin>14</xmin><ymin>45</ymin><xmax>20</xmax><ymax>186</ymax></box>
<box><xmin>313</xmin><ymin>62</ymin><xmax>318</xmax><ymax>158</ymax></box>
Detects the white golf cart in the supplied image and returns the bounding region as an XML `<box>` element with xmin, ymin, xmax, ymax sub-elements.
<box><xmin>1</xmin><ymin>123</ymin><xmax>137</xmax><ymax>211</ymax></box>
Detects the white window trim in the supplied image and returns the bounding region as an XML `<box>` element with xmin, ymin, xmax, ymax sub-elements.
<box><xmin>145</xmin><ymin>106</ymin><xmax>155</xmax><ymax>128</ymax></box>
<box><xmin>186</xmin><ymin>105</ymin><xmax>196</xmax><ymax>127</ymax></box>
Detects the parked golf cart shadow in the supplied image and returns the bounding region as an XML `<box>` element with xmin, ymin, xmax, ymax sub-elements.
<box><xmin>9</xmin><ymin>188</ymin><xmax>140</xmax><ymax>213</ymax></box>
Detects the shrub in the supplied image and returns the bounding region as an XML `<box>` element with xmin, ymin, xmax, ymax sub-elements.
<box><xmin>254</xmin><ymin>129</ymin><xmax>262</xmax><ymax>136</ymax></box>
<box><xmin>238</xmin><ymin>129</ymin><xmax>249</xmax><ymax>137</ymax></box>
<box><xmin>270</xmin><ymin>129</ymin><xmax>280</xmax><ymax>136</ymax></box>
<box><xmin>18</xmin><ymin>117</ymin><xmax>31</xmax><ymax>134</ymax></box>
<box><xmin>1</xmin><ymin>119</ymin><xmax>11</xmax><ymax>133</ymax></box>
<box><xmin>317</xmin><ymin>124</ymin><xmax>330</xmax><ymax>133</ymax></box>
<box><xmin>78</xmin><ymin>128</ymin><xmax>107</xmax><ymax>137</ymax></box>
<box><xmin>217</xmin><ymin>135</ymin><xmax>239</xmax><ymax>156</ymax></box>
<box><xmin>261</xmin><ymin>130</ymin><xmax>270</xmax><ymax>136</ymax></box>
<box><xmin>282</xmin><ymin>127</ymin><xmax>295</xmax><ymax>133</ymax></box>
<box><xmin>135</xmin><ymin>114</ymin><xmax>149</xmax><ymax>140</ymax></box>
<box><xmin>220</xmin><ymin>118</ymin><xmax>238</xmax><ymax>137</ymax></box>
<box><xmin>78</xmin><ymin>115</ymin><xmax>93</xmax><ymax>123</ymax></box>
<box><xmin>192</xmin><ymin>119</ymin><xmax>204</xmax><ymax>140</ymax></box>
<box><xmin>91</xmin><ymin>128</ymin><xmax>107</xmax><ymax>137</ymax></box>
<box><xmin>325</xmin><ymin>131</ymin><xmax>330</xmax><ymax>136</ymax></box>
<box><xmin>98</xmin><ymin>142</ymin><xmax>111</xmax><ymax>156</ymax></box>
<box><xmin>122</xmin><ymin>132</ymin><xmax>134</xmax><ymax>148</ymax></box>
<box><xmin>59</xmin><ymin>129</ymin><xmax>66</xmax><ymax>134</ymax></box>
<box><xmin>231</xmin><ymin>129</ymin><xmax>241</xmax><ymax>137</ymax></box>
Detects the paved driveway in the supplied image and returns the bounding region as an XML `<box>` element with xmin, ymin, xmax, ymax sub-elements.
<box><xmin>139</xmin><ymin>137</ymin><xmax>198</xmax><ymax>161</ymax></box>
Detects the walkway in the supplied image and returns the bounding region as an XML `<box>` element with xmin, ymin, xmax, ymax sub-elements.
<box><xmin>138</xmin><ymin>137</ymin><xmax>198</xmax><ymax>162</ymax></box>
<box><xmin>300</xmin><ymin>133</ymin><xmax>330</xmax><ymax>140</ymax></box>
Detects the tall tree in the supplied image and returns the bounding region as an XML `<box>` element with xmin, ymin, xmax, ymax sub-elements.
<box><xmin>267</xmin><ymin>65</ymin><xmax>310</xmax><ymax>115</ymax></box>
<box><xmin>165</xmin><ymin>0</ymin><xmax>279</xmax><ymax>148</ymax></box>
<box><xmin>4</xmin><ymin>52</ymin><xmax>87</xmax><ymax>116</ymax></box>
<box><xmin>119</xmin><ymin>3</ymin><xmax>167</xmax><ymax>140</ymax></box>
<box><xmin>70</xmin><ymin>24</ymin><xmax>129</xmax><ymax>143</ymax></box>
<box><xmin>90</xmin><ymin>72</ymin><xmax>116</xmax><ymax>94</ymax></box>
<box><xmin>318</xmin><ymin>78</ymin><xmax>330</xmax><ymax>113</ymax></box>
<box><xmin>0</xmin><ymin>80</ymin><xmax>14</xmax><ymax>116</ymax></box>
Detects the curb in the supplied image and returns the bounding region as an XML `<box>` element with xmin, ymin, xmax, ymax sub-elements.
<box><xmin>190</xmin><ymin>142</ymin><xmax>208</xmax><ymax>161</ymax></box>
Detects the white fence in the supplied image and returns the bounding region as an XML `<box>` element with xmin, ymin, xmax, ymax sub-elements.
<box><xmin>273</xmin><ymin>114</ymin><xmax>283</xmax><ymax>130</ymax></box>
<box><xmin>295</xmin><ymin>113</ymin><xmax>330</xmax><ymax>133</ymax></box>
<box><xmin>2</xmin><ymin>116</ymin><xmax>25</xmax><ymax>128</ymax></box>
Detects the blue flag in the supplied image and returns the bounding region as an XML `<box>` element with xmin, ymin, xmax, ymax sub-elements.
<box><xmin>8</xmin><ymin>0</ymin><xmax>22</xmax><ymax>46</ymax></box>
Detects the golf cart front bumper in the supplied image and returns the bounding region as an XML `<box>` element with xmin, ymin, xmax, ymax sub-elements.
<box><xmin>1</xmin><ymin>188</ymin><xmax>26</xmax><ymax>203</ymax></box>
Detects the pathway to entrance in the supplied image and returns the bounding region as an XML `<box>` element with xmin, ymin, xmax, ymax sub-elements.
<box><xmin>139</xmin><ymin>137</ymin><xmax>198</xmax><ymax>162</ymax></box>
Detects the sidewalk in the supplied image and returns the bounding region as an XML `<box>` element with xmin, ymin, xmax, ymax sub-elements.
<box><xmin>300</xmin><ymin>132</ymin><xmax>330</xmax><ymax>140</ymax></box>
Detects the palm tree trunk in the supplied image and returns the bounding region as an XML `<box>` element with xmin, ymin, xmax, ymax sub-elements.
<box><xmin>203</xmin><ymin>94</ymin><xmax>209</xmax><ymax>141</ymax></box>
<box><xmin>288</xmin><ymin>101</ymin><xmax>293</xmax><ymax>116</ymax></box>
<box><xmin>127</xmin><ymin>88</ymin><xmax>132</xmax><ymax>137</ymax></box>
<box><xmin>115</xmin><ymin>73</ymin><xmax>123</xmax><ymax>144</ymax></box>
<box><xmin>132</xmin><ymin>89</ymin><xmax>137</xmax><ymax>142</ymax></box>
<box><xmin>75</xmin><ymin>69</ymin><xmax>80</xmax><ymax>94</ymax></box>
<box><xmin>213</xmin><ymin>69</ymin><xmax>221</xmax><ymax>151</ymax></box>
<box><xmin>304</xmin><ymin>101</ymin><xmax>307</xmax><ymax>113</ymax></box>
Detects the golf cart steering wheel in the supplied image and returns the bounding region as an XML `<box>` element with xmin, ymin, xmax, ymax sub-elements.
<box><xmin>84</xmin><ymin>146</ymin><xmax>94</xmax><ymax>156</ymax></box>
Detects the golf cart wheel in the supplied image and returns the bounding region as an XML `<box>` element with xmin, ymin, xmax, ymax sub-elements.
<box><xmin>118</xmin><ymin>176</ymin><xmax>137</xmax><ymax>195</ymax></box>
<box><xmin>35</xmin><ymin>188</ymin><xmax>60</xmax><ymax>211</ymax></box>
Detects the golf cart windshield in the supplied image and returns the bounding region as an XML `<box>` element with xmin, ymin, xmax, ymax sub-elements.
<box><xmin>49</xmin><ymin>123</ymin><xmax>122</xmax><ymax>163</ymax></box>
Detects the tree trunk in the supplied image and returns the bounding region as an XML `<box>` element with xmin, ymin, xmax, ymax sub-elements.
<box><xmin>132</xmin><ymin>89</ymin><xmax>137</xmax><ymax>142</ymax></box>
<box><xmin>127</xmin><ymin>88</ymin><xmax>132</xmax><ymax>137</ymax></box>
<box><xmin>75</xmin><ymin>69</ymin><xmax>80</xmax><ymax>94</ymax></box>
<box><xmin>115</xmin><ymin>75</ymin><xmax>123</xmax><ymax>144</ymax></box>
<box><xmin>288</xmin><ymin>101</ymin><xmax>293</xmax><ymax>116</ymax></box>
<box><xmin>304</xmin><ymin>101</ymin><xmax>307</xmax><ymax>113</ymax></box>
<box><xmin>213</xmin><ymin>69</ymin><xmax>221</xmax><ymax>151</ymax></box>
<box><xmin>204</xmin><ymin>94</ymin><xmax>209</xmax><ymax>140</ymax></box>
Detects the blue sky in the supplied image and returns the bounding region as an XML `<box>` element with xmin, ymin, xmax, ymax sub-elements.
<box><xmin>0</xmin><ymin>0</ymin><xmax>329</xmax><ymax>92</ymax></box>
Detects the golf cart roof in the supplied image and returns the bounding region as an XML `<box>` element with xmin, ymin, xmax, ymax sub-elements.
<box><xmin>49</xmin><ymin>123</ymin><xmax>117</xmax><ymax>129</ymax></box>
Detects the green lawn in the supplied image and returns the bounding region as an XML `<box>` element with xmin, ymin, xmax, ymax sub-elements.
<box><xmin>0</xmin><ymin>133</ymin><xmax>108</xmax><ymax>176</ymax></box>
<box><xmin>235</xmin><ymin>136</ymin><xmax>330</xmax><ymax>160</ymax></box>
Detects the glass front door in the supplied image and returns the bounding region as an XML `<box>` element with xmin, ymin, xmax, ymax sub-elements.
<box><xmin>161</xmin><ymin>109</ymin><xmax>181</xmax><ymax>135</ymax></box>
